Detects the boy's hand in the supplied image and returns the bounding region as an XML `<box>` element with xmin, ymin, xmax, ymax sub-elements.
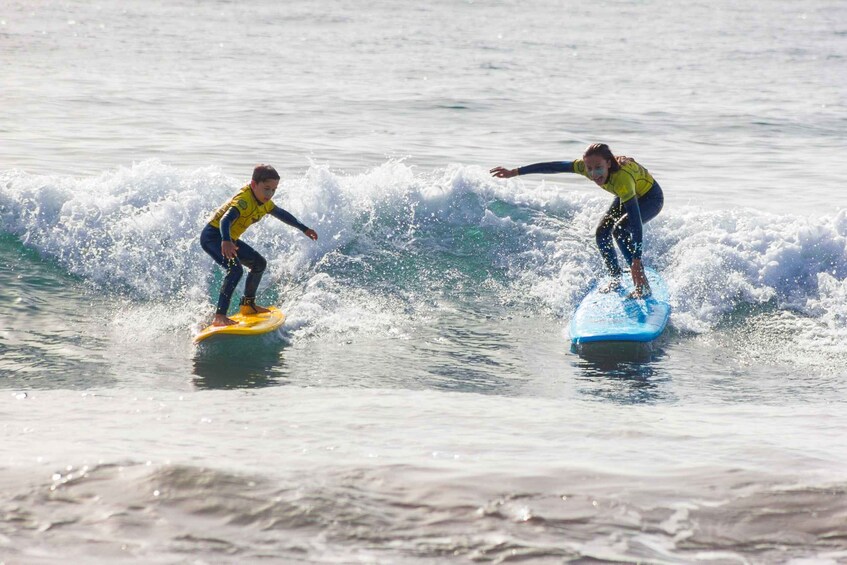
<box><xmin>304</xmin><ymin>229</ymin><xmax>318</xmax><ymax>241</ymax></box>
<box><xmin>221</xmin><ymin>241</ymin><xmax>238</xmax><ymax>259</ymax></box>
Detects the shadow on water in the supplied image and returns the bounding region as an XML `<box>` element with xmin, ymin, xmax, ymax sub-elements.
<box><xmin>570</xmin><ymin>340</ymin><xmax>673</xmax><ymax>404</ymax></box>
<box><xmin>572</xmin><ymin>340</ymin><xmax>656</xmax><ymax>363</ymax></box>
<box><xmin>191</xmin><ymin>333</ymin><xmax>288</xmax><ymax>390</ymax></box>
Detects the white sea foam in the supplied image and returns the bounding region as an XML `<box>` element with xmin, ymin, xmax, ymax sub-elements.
<box><xmin>2</xmin><ymin>162</ymin><xmax>846</xmax><ymax>346</ymax></box>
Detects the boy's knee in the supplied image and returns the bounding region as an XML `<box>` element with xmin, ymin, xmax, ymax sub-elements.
<box><xmin>253</xmin><ymin>256</ymin><xmax>267</xmax><ymax>273</ymax></box>
<box><xmin>227</xmin><ymin>262</ymin><xmax>244</xmax><ymax>280</ymax></box>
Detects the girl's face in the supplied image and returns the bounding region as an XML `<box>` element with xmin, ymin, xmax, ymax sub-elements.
<box><xmin>583</xmin><ymin>155</ymin><xmax>610</xmax><ymax>186</ymax></box>
<box><xmin>251</xmin><ymin>179</ymin><xmax>279</xmax><ymax>203</ymax></box>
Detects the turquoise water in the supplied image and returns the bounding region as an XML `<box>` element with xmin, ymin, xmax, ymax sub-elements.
<box><xmin>2</xmin><ymin>0</ymin><xmax>846</xmax><ymax>562</ymax></box>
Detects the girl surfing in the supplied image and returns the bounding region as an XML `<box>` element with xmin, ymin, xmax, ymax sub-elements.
<box><xmin>491</xmin><ymin>143</ymin><xmax>664</xmax><ymax>298</ymax></box>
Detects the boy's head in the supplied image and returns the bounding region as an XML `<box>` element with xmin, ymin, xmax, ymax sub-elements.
<box><xmin>252</xmin><ymin>164</ymin><xmax>280</xmax><ymax>184</ymax></box>
<box><xmin>250</xmin><ymin>164</ymin><xmax>281</xmax><ymax>204</ymax></box>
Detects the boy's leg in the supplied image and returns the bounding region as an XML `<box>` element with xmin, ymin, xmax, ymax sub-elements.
<box><xmin>200</xmin><ymin>225</ymin><xmax>244</xmax><ymax>316</ymax></box>
<box><xmin>231</xmin><ymin>240</ymin><xmax>267</xmax><ymax>299</ymax></box>
<box><xmin>231</xmin><ymin>240</ymin><xmax>270</xmax><ymax>314</ymax></box>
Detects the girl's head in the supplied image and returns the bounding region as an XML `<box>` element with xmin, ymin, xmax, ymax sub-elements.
<box><xmin>583</xmin><ymin>143</ymin><xmax>620</xmax><ymax>186</ymax></box>
<box><xmin>250</xmin><ymin>164</ymin><xmax>281</xmax><ymax>203</ymax></box>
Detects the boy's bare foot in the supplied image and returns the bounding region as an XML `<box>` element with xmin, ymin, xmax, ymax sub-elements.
<box><xmin>212</xmin><ymin>314</ymin><xmax>238</xmax><ymax>326</ymax></box>
<box><xmin>241</xmin><ymin>304</ymin><xmax>270</xmax><ymax>315</ymax></box>
<box><xmin>239</xmin><ymin>297</ymin><xmax>270</xmax><ymax>316</ymax></box>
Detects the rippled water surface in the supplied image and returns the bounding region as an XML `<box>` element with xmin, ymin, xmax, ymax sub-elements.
<box><xmin>2</xmin><ymin>0</ymin><xmax>846</xmax><ymax>562</ymax></box>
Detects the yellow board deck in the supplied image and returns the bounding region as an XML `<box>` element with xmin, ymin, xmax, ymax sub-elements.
<box><xmin>193</xmin><ymin>307</ymin><xmax>286</xmax><ymax>344</ymax></box>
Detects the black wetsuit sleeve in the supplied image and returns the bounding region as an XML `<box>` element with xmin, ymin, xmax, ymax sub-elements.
<box><xmin>515</xmin><ymin>161</ymin><xmax>575</xmax><ymax>176</ymax></box>
<box><xmin>270</xmin><ymin>206</ymin><xmax>310</xmax><ymax>233</ymax></box>
<box><xmin>622</xmin><ymin>197</ymin><xmax>644</xmax><ymax>259</ymax></box>
<box><xmin>220</xmin><ymin>207</ymin><xmax>240</xmax><ymax>242</ymax></box>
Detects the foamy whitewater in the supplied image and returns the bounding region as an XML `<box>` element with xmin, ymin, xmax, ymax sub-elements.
<box><xmin>2</xmin><ymin>0</ymin><xmax>846</xmax><ymax>563</ymax></box>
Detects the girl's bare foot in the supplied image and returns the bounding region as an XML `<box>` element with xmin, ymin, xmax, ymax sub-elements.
<box><xmin>627</xmin><ymin>283</ymin><xmax>652</xmax><ymax>300</ymax></box>
<box><xmin>599</xmin><ymin>277</ymin><xmax>622</xmax><ymax>293</ymax></box>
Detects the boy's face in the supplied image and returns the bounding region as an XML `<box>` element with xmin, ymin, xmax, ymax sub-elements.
<box><xmin>251</xmin><ymin>179</ymin><xmax>279</xmax><ymax>203</ymax></box>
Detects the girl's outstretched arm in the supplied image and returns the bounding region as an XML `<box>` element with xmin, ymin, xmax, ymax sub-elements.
<box><xmin>490</xmin><ymin>166</ymin><xmax>519</xmax><ymax>178</ymax></box>
<box><xmin>491</xmin><ymin>161</ymin><xmax>575</xmax><ymax>178</ymax></box>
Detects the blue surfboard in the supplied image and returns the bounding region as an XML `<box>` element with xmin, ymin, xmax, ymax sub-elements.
<box><xmin>569</xmin><ymin>267</ymin><xmax>671</xmax><ymax>345</ymax></box>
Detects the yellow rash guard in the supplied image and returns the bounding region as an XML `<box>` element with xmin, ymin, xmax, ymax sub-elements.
<box><xmin>208</xmin><ymin>185</ymin><xmax>276</xmax><ymax>241</ymax></box>
<box><xmin>571</xmin><ymin>159</ymin><xmax>655</xmax><ymax>202</ymax></box>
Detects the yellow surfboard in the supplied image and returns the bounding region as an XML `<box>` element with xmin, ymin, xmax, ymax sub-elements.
<box><xmin>193</xmin><ymin>307</ymin><xmax>286</xmax><ymax>344</ymax></box>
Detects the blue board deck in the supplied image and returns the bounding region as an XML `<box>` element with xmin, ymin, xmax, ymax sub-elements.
<box><xmin>569</xmin><ymin>267</ymin><xmax>671</xmax><ymax>345</ymax></box>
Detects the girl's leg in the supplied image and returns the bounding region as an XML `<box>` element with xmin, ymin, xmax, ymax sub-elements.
<box><xmin>612</xmin><ymin>183</ymin><xmax>665</xmax><ymax>266</ymax></box>
<box><xmin>595</xmin><ymin>198</ymin><xmax>625</xmax><ymax>279</ymax></box>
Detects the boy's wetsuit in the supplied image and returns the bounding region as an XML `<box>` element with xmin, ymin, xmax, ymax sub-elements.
<box><xmin>200</xmin><ymin>184</ymin><xmax>310</xmax><ymax>316</ymax></box>
<box><xmin>515</xmin><ymin>159</ymin><xmax>664</xmax><ymax>277</ymax></box>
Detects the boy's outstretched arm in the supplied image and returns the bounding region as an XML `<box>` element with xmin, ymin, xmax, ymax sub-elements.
<box><xmin>270</xmin><ymin>207</ymin><xmax>318</xmax><ymax>240</ymax></box>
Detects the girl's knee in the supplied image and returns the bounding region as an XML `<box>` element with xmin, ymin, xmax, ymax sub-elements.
<box><xmin>595</xmin><ymin>223</ymin><xmax>614</xmax><ymax>244</ymax></box>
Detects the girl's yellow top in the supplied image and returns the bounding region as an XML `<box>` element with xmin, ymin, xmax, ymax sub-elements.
<box><xmin>572</xmin><ymin>159</ymin><xmax>655</xmax><ymax>202</ymax></box>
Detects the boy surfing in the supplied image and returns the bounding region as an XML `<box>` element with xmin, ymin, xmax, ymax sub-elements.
<box><xmin>200</xmin><ymin>164</ymin><xmax>318</xmax><ymax>326</ymax></box>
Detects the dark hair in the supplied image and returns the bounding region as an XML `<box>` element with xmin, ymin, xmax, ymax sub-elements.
<box><xmin>252</xmin><ymin>164</ymin><xmax>280</xmax><ymax>183</ymax></box>
<box><xmin>583</xmin><ymin>143</ymin><xmax>620</xmax><ymax>173</ymax></box>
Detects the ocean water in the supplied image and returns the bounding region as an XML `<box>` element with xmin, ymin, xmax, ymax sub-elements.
<box><xmin>2</xmin><ymin>0</ymin><xmax>846</xmax><ymax>563</ymax></box>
